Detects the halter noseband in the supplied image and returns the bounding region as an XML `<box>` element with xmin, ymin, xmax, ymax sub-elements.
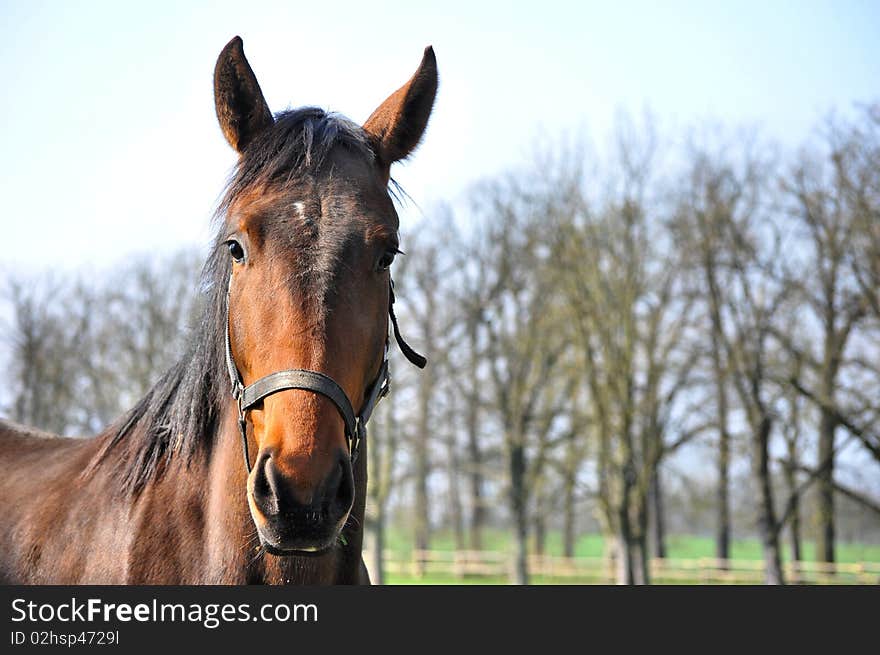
<box><xmin>225</xmin><ymin>276</ymin><xmax>424</xmax><ymax>473</ymax></box>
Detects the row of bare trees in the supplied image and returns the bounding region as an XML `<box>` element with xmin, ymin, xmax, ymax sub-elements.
<box><xmin>373</xmin><ymin>105</ymin><xmax>880</xmax><ymax>584</ymax></box>
<box><xmin>1</xmin><ymin>253</ymin><xmax>202</xmax><ymax>436</ymax></box>
<box><xmin>1</xmin><ymin>107</ymin><xmax>877</xmax><ymax>584</ymax></box>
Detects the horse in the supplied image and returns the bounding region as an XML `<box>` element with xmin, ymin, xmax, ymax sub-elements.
<box><xmin>0</xmin><ymin>36</ymin><xmax>437</xmax><ymax>584</ymax></box>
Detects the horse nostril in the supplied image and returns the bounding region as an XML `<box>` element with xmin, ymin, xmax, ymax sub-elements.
<box><xmin>251</xmin><ymin>451</ymin><xmax>280</xmax><ymax>515</ymax></box>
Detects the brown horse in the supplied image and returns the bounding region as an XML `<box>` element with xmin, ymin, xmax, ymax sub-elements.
<box><xmin>0</xmin><ymin>36</ymin><xmax>437</xmax><ymax>584</ymax></box>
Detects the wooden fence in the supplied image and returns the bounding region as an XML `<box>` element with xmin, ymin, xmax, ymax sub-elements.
<box><xmin>363</xmin><ymin>549</ymin><xmax>880</xmax><ymax>584</ymax></box>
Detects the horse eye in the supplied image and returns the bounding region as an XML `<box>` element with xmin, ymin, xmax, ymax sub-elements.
<box><xmin>227</xmin><ymin>240</ymin><xmax>245</xmax><ymax>263</ymax></box>
<box><xmin>377</xmin><ymin>250</ymin><xmax>396</xmax><ymax>271</ymax></box>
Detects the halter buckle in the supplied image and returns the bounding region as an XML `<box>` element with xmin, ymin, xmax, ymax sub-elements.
<box><xmin>236</xmin><ymin>396</ymin><xmax>252</xmax><ymax>474</ymax></box>
<box><xmin>230</xmin><ymin>378</ymin><xmax>244</xmax><ymax>402</ymax></box>
<box><xmin>350</xmin><ymin>417</ymin><xmax>363</xmax><ymax>465</ymax></box>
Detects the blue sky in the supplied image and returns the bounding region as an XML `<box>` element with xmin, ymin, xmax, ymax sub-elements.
<box><xmin>1</xmin><ymin>0</ymin><xmax>878</xmax><ymax>272</ymax></box>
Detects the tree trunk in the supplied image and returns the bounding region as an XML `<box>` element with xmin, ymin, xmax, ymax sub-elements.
<box><xmin>615</xmin><ymin>532</ymin><xmax>635</xmax><ymax>585</ymax></box>
<box><xmin>706</xmin><ymin>255</ymin><xmax>732</xmax><ymax>565</ymax></box>
<box><xmin>615</xmin><ymin>487</ymin><xmax>635</xmax><ymax>585</ymax></box>
<box><xmin>446</xmin><ymin>427</ymin><xmax>466</xmax><ymax>551</ymax></box>
<box><xmin>597</xmin><ymin>432</ymin><xmax>616</xmax><ymax>582</ymax></box>
<box><xmin>465</xmin><ymin>318</ymin><xmax>485</xmax><ymax>550</ymax></box>
<box><xmin>534</xmin><ymin>518</ymin><xmax>546</xmax><ymax>557</ymax></box>
<box><xmin>784</xmin><ymin>461</ymin><xmax>801</xmax><ymax>583</ymax></box>
<box><xmin>414</xmin><ymin>363</ymin><xmax>432</xmax><ymax>570</ymax></box>
<box><xmin>633</xmin><ymin>496</ymin><xmax>650</xmax><ymax>585</ymax></box>
<box><xmin>632</xmin><ymin>535</ymin><xmax>650</xmax><ymax>585</ymax></box>
<box><xmin>604</xmin><ymin>534</ymin><xmax>618</xmax><ymax>584</ymax></box>
<box><xmin>817</xmin><ymin>408</ymin><xmax>836</xmax><ymax>565</ymax></box>
<box><xmin>509</xmin><ymin>441</ymin><xmax>529</xmax><ymax>585</ymax></box>
<box><xmin>413</xmin><ymin>456</ymin><xmax>429</xmax><ymax>575</ymax></box>
<box><xmin>562</xmin><ymin>469</ymin><xmax>577</xmax><ymax>558</ymax></box>
<box><xmin>466</xmin><ymin>433</ymin><xmax>484</xmax><ymax>551</ymax></box>
<box><xmin>562</xmin><ymin>427</ymin><xmax>580</xmax><ymax>558</ymax></box>
<box><xmin>649</xmin><ymin>467</ymin><xmax>667</xmax><ymax>559</ymax></box>
<box><xmin>753</xmin><ymin>417</ymin><xmax>785</xmax><ymax>585</ymax></box>
<box><xmin>367</xmin><ymin>394</ymin><xmax>398</xmax><ymax>586</ymax></box>
<box><xmin>413</xmin><ymin>258</ymin><xmax>437</xmax><ymax>569</ymax></box>
<box><xmin>716</xmin><ymin>424</ymin><xmax>731</xmax><ymax>566</ymax></box>
<box><xmin>783</xmin><ymin>378</ymin><xmax>803</xmax><ymax>583</ymax></box>
<box><xmin>533</xmin><ymin>493</ymin><xmax>547</xmax><ymax>557</ymax></box>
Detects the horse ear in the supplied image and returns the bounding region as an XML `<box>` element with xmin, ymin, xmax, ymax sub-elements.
<box><xmin>214</xmin><ymin>36</ymin><xmax>274</xmax><ymax>153</ymax></box>
<box><xmin>363</xmin><ymin>46</ymin><xmax>438</xmax><ymax>173</ymax></box>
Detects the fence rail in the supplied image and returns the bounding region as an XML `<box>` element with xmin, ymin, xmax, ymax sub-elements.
<box><xmin>363</xmin><ymin>550</ymin><xmax>880</xmax><ymax>584</ymax></box>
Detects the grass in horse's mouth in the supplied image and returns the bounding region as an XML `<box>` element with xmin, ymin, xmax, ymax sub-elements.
<box><xmin>261</xmin><ymin>541</ymin><xmax>328</xmax><ymax>557</ymax></box>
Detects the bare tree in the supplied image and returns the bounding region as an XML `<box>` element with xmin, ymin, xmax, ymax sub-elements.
<box><xmin>366</xmin><ymin>376</ymin><xmax>401</xmax><ymax>585</ymax></box>
<box><xmin>453</xmin><ymin>237</ymin><xmax>491</xmax><ymax>551</ymax></box>
<box><xmin>781</xmin><ymin>355</ymin><xmax>805</xmax><ymax>573</ymax></box>
<box><xmin>466</xmin><ymin>173</ymin><xmax>570</xmax><ymax>584</ymax></box>
<box><xmin>1</xmin><ymin>250</ymin><xmax>202</xmax><ymax>436</ymax></box>
<box><xmin>673</xmin><ymin>137</ymin><xmax>750</xmax><ymax>565</ymax></box>
<box><xmin>783</xmin><ymin>142</ymin><xmax>867</xmax><ymax>565</ymax></box>
<box><xmin>546</xmin><ymin>119</ymin><xmax>704</xmax><ymax>584</ymax></box>
<box><xmin>718</xmin><ymin>196</ymin><xmax>791</xmax><ymax>584</ymax></box>
<box><xmin>2</xmin><ymin>277</ymin><xmax>81</xmax><ymax>434</ymax></box>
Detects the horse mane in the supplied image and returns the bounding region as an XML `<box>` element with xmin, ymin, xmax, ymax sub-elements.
<box><xmin>89</xmin><ymin>108</ymin><xmax>375</xmax><ymax>495</ymax></box>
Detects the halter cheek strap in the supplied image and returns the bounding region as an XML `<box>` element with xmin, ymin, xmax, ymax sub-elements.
<box><xmin>389</xmin><ymin>280</ymin><xmax>427</xmax><ymax>369</ymax></box>
<box><xmin>225</xmin><ymin>276</ymin><xmax>422</xmax><ymax>473</ymax></box>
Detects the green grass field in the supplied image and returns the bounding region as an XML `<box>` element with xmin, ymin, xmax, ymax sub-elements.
<box><xmin>381</xmin><ymin>528</ymin><xmax>880</xmax><ymax>562</ymax></box>
<box><xmin>377</xmin><ymin>528</ymin><xmax>880</xmax><ymax>584</ymax></box>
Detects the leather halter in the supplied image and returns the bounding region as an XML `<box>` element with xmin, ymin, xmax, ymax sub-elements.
<box><xmin>225</xmin><ymin>276</ymin><xmax>424</xmax><ymax>473</ymax></box>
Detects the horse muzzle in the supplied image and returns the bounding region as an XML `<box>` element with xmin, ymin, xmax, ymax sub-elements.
<box><xmin>247</xmin><ymin>448</ymin><xmax>354</xmax><ymax>554</ymax></box>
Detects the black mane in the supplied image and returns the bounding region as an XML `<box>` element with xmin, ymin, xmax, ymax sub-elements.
<box><xmin>92</xmin><ymin>108</ymin><xmax>374</xmax><ymax>494</ymax></box>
